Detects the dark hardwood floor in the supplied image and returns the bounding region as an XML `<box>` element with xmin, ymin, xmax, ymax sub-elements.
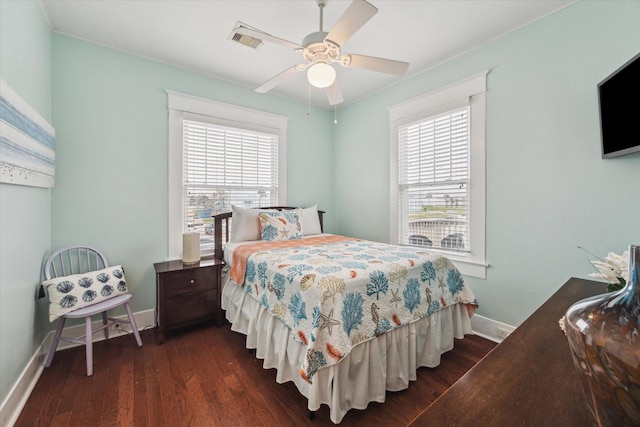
<box><xmin>16</xmin><ymin>322</ymin><xmax>496</xmax><ymax>426</ymax></box>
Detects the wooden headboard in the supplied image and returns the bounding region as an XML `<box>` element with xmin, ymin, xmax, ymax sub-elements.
<box><xmin>212</xmin><ymin>206</ymin><xmax>325</xmax><ymax>260</ymax></box>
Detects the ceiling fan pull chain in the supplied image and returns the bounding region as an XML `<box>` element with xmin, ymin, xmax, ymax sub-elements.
<box><xmin>334</xmin><ymin>104</ymin><xmax>338</xmax><ymax>125</ymax></box>
<box><xmin>307</xmin><ymin>82</ymin><xmax>311</xmax><ymax>117</ymax></box>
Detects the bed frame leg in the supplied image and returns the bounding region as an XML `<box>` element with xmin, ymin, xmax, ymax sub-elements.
<box><xmin>308</xmin><ymin>410</ymin><xmax>315</xmax><ymax>420</ymax></box>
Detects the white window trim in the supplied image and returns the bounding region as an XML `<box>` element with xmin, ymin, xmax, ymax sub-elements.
<box><xmin>167</xmin><ymin>90</ymin><xmax>288</xmax><ymax>260</ymax></box>
<box><xmin>388</xmin><ymin>71</ymin><xmax>488</xmax><ymax>279</ymax></box>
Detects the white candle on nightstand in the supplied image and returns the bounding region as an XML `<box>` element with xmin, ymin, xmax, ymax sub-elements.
<box><xmin>182</xmin><ymin>232</ymin><xmax>201</xmax><ymax>264</ymax></box>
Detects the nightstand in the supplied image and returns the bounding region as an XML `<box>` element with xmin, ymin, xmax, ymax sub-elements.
<box><xmin>153</xmin><ymin>257</ymin><xmax>225</xmax><ymax>344</ymax></box>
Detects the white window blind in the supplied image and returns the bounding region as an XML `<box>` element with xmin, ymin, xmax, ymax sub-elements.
<box><xmin>398</xmin><ymin>106</ymin><xmax>470</xmax><ymax>254</ymax></box>
<box><xmin>182</xmin><ymin>119</ymin><xmax>279</xmax><ymax>252</ymax></box>
<box><xmin>167</xmin><ymin>91</ymin><xmax>288</xmax><ymax>260</ymax></box>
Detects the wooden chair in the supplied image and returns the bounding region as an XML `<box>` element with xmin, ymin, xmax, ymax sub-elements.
<box><xmin>43</xmin><ymin>245</ymin><xmax>142</xmax><ymax>376</ymax></box>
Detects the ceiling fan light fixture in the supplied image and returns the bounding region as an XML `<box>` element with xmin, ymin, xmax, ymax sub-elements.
<box><xmin>307</xmin><ymin>63</ymin><xmax>336</xmax><ymax>88</ymax></box>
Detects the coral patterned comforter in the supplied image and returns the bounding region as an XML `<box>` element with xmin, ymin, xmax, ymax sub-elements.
<box><xmin>229</xmin><ymin>235</ymin><xmax>477</xmax><ymax>383</ymax></box>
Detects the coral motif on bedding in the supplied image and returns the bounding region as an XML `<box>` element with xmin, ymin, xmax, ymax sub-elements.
<box><xmin>230</xmin><ymin>236</ymin><xmax>477</xmax><ymax>383</ymax></box>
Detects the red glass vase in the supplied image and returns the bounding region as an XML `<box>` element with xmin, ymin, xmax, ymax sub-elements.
<box><xmin>565</xmin><ymin>244</ymin><xmax>640</xmax><ymax>426</ymax></box>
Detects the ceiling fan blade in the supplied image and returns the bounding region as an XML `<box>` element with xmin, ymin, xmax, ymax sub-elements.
<box><xmin>324</xmin><ymin>81</ymin><xmax>344</xmax><ymax>106</ymax></box>
<box><xmin>255</xmin><ymin>65</ymin><xmax>306</xmax><ymax>94</ymax></box>
<box><xmin>324</xmin><ymin>0</ymin><xmax>377</xmax><ymax>47</ymax></box>
<box><xmin>343</xmin><ymin>54</ymin><xmax>409</xmax><ymax>76</ymax></box>
<box><xmin>233</xmin><ymin>24</ymin><xmax>303</xmax><ymax>51</ymax></box>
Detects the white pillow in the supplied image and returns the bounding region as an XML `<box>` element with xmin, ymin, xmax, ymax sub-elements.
<box><xmin>230</xmin><ymin>205</ymin><xmax>268</xmax><ymax>242</ymax></box>
<box><xmin>259</xmin><ymin>211</ymin><xmax>303</xmax><ymax>241</ymax></box>
<box><xmin>43</xmin><ymin>265</ymin><xmax>128</xmax><ymax>322</ymax></box>
<box><xmin>297</xmin><ymin>205</ymin><xmax>322</xmax><ymax>235</ymax></box>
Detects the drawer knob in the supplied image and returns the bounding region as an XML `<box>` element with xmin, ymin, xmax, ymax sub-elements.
<box><xmin>190</xmin><ymin>279</ymin><xmax>195</xmax><ymax>284</ymax></box>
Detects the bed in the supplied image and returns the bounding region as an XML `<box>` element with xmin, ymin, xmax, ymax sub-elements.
<box><xmin>213</xmin><ymin>206</ymin><xmax>477</xmax><ymax>424</ymax></box>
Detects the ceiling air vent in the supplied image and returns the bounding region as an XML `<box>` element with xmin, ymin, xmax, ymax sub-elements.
<box><xmin>228</xmin><ymin>22</ymin><xmax>264</xmax><ymax>49</ymax></box>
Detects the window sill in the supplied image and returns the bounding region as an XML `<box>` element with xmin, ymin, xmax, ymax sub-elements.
<box><xmin>448</xmin><ymin>257</ymin><xmax>488</xmax><ymax>279</ymax></box>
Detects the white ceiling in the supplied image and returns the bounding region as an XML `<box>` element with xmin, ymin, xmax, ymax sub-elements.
<box><xmin>40</xmin><ymin>0</ymin><xmax>575</xmax><ymax>109</ymax></box>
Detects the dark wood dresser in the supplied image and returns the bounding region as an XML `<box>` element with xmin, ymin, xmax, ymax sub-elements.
<box><xmin>408</xmin><ymin>277</ymin><xmax>606</xmax><ymax>427</ymax></box>
<box><xmin>154</xmin><ymin>257</ymin><xmax>224</xmax><ymax>344</ymax></box>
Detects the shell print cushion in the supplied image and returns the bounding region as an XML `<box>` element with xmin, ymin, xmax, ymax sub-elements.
<box><xmin>43</xmin><ymin>265</ymin><xmax>128</xmax><ymax>322</ymax></box>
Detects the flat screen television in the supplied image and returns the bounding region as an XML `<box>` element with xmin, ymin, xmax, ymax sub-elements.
<box><xmin>598</xmin><ymin>52</ymin><xmax>640</xmax><ymax>158</ymax></box>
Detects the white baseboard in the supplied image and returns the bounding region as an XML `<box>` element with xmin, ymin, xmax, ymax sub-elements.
<box><xmin>471</xmin><ymin>314</ymin><xmax>516</xmax><ymax>343</ymax></box>
<box><xmin>0</xmin><ymin>341</ymin><xmax>46</xmax><ymax>427</ymax></box>
<box><xmin>0</xmin><ymin>309</ymin><xmax>155</xmax><ymax>427</ymax></box>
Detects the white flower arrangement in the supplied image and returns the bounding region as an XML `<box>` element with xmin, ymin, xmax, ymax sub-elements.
<box><xmin>560</xmin><ymin>248</ymin><xmax>631</xmax><ymax>334</ymax></box>
<box><xmin>586</xmin><ymin>249</ymin><xmax>630</xmax><ymax>292</ymax></box>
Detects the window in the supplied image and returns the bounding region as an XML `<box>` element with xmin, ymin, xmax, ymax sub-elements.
<box><xmin>389</xmin><ymin>71</ymin><xmax>487</xmax><ymax>278</ymax></box>
<box><xmin>167</xmin><ymin>91</ymin><xmax>288</xmax><ymax>259</ymax></box>
<box><xmin>398</xmin><ymin>106</ymin><xmax>470</xmax><ymax>254</ymax></box>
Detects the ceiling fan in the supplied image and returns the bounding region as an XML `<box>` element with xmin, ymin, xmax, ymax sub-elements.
<box><xmin>231</xmin><ymin>0</ymin><xmax>409</xmax><ymax>105</ymax></box>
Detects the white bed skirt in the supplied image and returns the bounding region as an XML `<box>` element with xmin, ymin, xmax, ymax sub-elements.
<box><xmin>221</xmin><ymin>278</ymin><xmax>473</xmax><ymax>424</ymax></box>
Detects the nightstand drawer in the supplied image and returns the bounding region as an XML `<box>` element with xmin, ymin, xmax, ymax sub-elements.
<box><xmin>163</xmin><ymin>268</ymin><xmax>215</xmax><ymax>298</ymax></box>
<box><xmin>164</xmin><ymin>289</ymin><xmax>217</xmax><ymax>328</ymax></box>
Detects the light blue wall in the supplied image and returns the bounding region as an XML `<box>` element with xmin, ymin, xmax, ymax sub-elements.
<box><xmin>51</xmin><ymin>35</ymin><xmax>334</xmax><ymax>314</ymax></box>
<box><xmin>2</xmin><ymin>0</ymin><xmax>639</xmax><ymax>411</ymax></box>
<box><xmin>0</xmin><ymin>0</ymin><xmax>52</xmax><ymax>410</ymax></box>
<box><xmin>334</xmin><ymin>1</ymin><xmax>640</xmax><ymax>326</ymax></box>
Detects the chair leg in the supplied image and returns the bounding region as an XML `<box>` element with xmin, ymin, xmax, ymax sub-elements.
<box><xmin>45</xmin><ymin>317</ymin><xmax>66</xmax><ymax>368</ymax></box>
<box><xmin>102</xmin><ymin>311</ymin><xmax>109</xmax><ymax>340</ymax></box>
<box><xmin>124</xmin><ymin>302</ymin><xmax>143</xmax><ymax>347</ymax></box>
<box><xmin>85</xmin><ymin>316</ymin><xmax>93</xmax><ymax>376</ymax></box>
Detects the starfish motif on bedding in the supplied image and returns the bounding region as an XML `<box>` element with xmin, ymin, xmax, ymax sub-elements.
<box><xmin>280</xmin><ymin>228</ymin><xmax>290</xmax><ymax>239</ymax></box>
<box><xmin>319</xmin><ymin>308</ymin><xmax>340</xmax><ymax>335</ymax></box>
